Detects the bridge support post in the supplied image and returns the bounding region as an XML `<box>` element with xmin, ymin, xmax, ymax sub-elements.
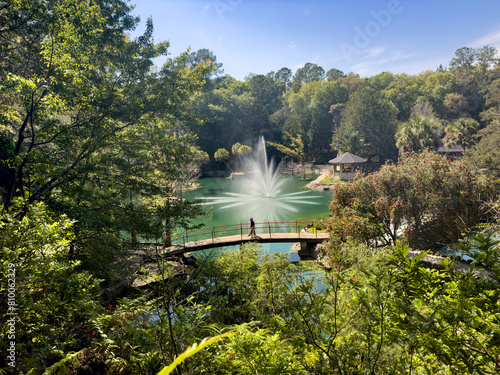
<box><xmin>298</xmin><ymin>241</ymin><xmax>318</xmax><ymax>259</ymax></box>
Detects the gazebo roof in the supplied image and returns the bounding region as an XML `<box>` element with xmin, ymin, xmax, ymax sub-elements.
<box><xmin>328</xmin><ymin>152</ymin><xmax>367</xmax><ymax>164</ymax></box>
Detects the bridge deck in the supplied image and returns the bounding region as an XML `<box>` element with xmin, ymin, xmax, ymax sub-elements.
<box><xmin>161</xmin><ymin>232</ymin><xmax>329</xmax><ymax>256</ymax></box>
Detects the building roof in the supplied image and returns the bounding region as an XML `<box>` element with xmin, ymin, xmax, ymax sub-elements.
<box><xmin>328</xmin><ymin>152</ymin><xmax>367</xmax><ymax>164</ymax></box>
<box><xmin>437</xmin><ymin>141</ymin><xmax>468</xmax><ymax>154</ymax></box>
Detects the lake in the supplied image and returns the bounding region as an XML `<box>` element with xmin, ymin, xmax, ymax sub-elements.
<box><xmin>183</xmin><ymin>175</ymin><xmax>333</xmax><ymax>259</ymax></box>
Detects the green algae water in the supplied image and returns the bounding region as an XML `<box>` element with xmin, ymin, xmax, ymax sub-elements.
<box><xmin>182</xmin><ymin>175</ymin><xmax>332</xmax><ymax>259</ymax></box>
<box><xmin>184</xmin><ymin>175</ymin><xmax>333</xmax><ymax>228</ymax></box>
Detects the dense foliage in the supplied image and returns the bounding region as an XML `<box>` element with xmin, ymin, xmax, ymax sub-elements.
<box><xmin>0</xmin><ymin>0</ymin><xmax>211</xmax><ymax>280</ymax></box>
<box><xmin>1</xmin><ymin>1</ymin><xmax>500</xmax><ymax>374</ymax></box>
<box><xmin>324</xmin><ymin>151</ymin><xmax>498</xmax><ymax>253</ymax></box>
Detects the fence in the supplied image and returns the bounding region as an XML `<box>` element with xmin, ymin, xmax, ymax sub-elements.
<box><xmin>170</xmin><ymin>221</ymin><xmax>321</xmax><ymax>246</ymax></box>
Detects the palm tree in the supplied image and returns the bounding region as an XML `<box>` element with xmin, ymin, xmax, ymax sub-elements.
<box><xmin>335</xmin><ymin>130</ymin><xmax>368</xmax><ymax>156</ymax></box>
<box><xmin>396</xmin><ymin>115</ymin><xmax>443</xmax><ymax>154</ymax></box>
<box><xmin>444</xmin><ymin>117</ymin><xmax>480</xmax><ymax>152</ymax></box>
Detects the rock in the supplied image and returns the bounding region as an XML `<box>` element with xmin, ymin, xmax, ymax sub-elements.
<box><xmin>289</xmin><ymin>252</ymin><xmax>301</xmax><ymax>263</ymax></box>
<box><xmin>182</xmin><ymin>253</ymin><xmax>197</xmax><ymax>267</ymax></box>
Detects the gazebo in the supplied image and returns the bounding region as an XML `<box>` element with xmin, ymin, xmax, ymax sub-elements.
<box><xmin>328</xmin><ymin>152</ymin><xmax>367</xmax><ymax>180</ymax></box>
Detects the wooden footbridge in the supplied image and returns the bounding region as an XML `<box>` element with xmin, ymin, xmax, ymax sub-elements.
<box><xmin>159</xmin><ymin>221</ymin><xmax>329</xmax><ymax>257</ymax></box>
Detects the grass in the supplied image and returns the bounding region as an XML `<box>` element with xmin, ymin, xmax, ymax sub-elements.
<box><xmin>318</xmin><ymin>175</ymin><xmax>343</xmax><ymax>184</ymax></box>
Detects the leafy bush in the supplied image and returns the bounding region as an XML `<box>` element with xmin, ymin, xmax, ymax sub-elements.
<box><xmin>0</xmin><ymin>201</ymin><xmax>102</xmax><ymax>373</ymax></box>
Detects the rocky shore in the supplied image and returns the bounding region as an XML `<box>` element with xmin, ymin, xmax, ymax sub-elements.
<box><xmin>305</xmin><ymin>166</ymin><xmax>339</xmax><ymax>191</ymax></box>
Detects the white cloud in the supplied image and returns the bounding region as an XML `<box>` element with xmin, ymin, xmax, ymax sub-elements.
<box><xmin>470</xmin><ymin>29</ymin><xmax>500</xmax><ymax>48</ymax></box>
<box><xmin>311</xmin><ymin>54</ymin><xmax>321</xmax><ymax>63</ymax></box>
<box><xmin>288</xmin><ymin>42</ymin><xmax>297</xmax><ymax>49</ymax></box>
<box><xmin>349</xmin><ymin>50</ymin><xmax>424</xmax><ymax>76</ymax></box>
<box><xmin>362</xmin><ymin>47</ymin><xmax>386</xmax><ymax>59</ymax></box>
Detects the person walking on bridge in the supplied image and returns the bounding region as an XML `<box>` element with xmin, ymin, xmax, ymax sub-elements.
<box><xmin>249</xmin><ymin>218</ymin><xmax>256</xmax><ymax>239</ymax></box>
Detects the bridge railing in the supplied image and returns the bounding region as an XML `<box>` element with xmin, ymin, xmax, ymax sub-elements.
<box><xmin>170</xmin><ymin>221</ymin><xmax>322</xmax><ymax>246</ymax></box>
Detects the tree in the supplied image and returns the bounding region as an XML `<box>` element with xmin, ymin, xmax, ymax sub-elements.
<box><xmin>476</xmin><ymin>45</ymin><xmax>500</xmax><ymax>70</ymax></box>
<box><xmin>231</xmin><ymin>142</ymin><xmax>252</xmax><ymax>171</ymax></box>
<box><xmin>247</xmin><ymin>74</ymin><xmax>283</xmax><ymax>138</ymax></box>
<box><xmin>395</xmin><ymin>115</ymin><xmax>443</xmax><ymax>154</ymax></box>
<box><xmin>214</xmin><ymin>148</ymin><xmax>233</xmax><ymax>173</ymax></box>
<box><xmin>0</xmin><ymin>0</ymin><xmax>212</xmax><ymax>278</ymax></box>
<box><xmin>267</xmin><ymin>132</ymin><xmax>306</xmax><ymax>179</ymax></box>
<box><xmin>450</xmin><ymin>45</ymin><xmax>499</xmax><ymax>71</ymax></box>
<box><xmin>411</xmin><ymin>100</ymin><xmax>435</xmax><ymax>117</ymax></box>
<box><xmin>338</xmin><ymin>72</ymin><xmax>367</xmax><ymax>95</ymax></box>
<box><xmin>368</xmin><ymin>71</ymin><xmax>395</xmax><ymax>91</ymax></box>
<box><xmin>186</xmin><ymin>48</ymin><xmax>224</xmax><ymax>76</ymax></box>
<box><xmin>421</xmin><ymin>71</ymin><xmax>457</xmax><ymax>116</ymax></box>
<box><xmin>185</xmin><ymin>48</ymin><xmax>224</xmax><ymax>91</ymax></box>
<box><xmin>0</xmin><ymin>201</ymin><xmax>102</xmax><ymax>371</ymax></box>
<box><xmin>383</xmin><ymin>73</ymin><xmax>426</xmax><ymax>121</ymax></box>
<box><xmin>326</xmin><ymin>68</ymin><xmax>345</xmax><ymax>81</ymax></box>
<box><xmin>444</xmin><ymin>117</ymin><xmax>480</xmax><ymax>151</ymax></box>
<box><xmin>466</xmin><ymin>121</ymin><xmax>500</xmax><ymax>178</ymax></box>
<box><xmin>333</xmin><ymin>129</ymin><xmax>367</xmax><ymax>156</ymax></box>
<box><xmin>339</xmin><ymin>88</ymin><xmax>399</xmax><ymax>162</ymax></box>
<box><xmin>443</xmin><ymin>92</ymin><xmax>469</xmax><ymax>120</ymax></box>
<box><xmin>326</xmin><ymin>151</ymin><xmax>497</xmax><ymax>249</ymax></box>
<box><xmin>292</xmin><ymin>62</ymin><xmax>325</xmax><ymax>91</ymax></box>
<box><xmin>191</xmin><ymin>83</ymin><xmax>256</xmax><ymax>158</ymax></box>
<box><xmin>481</xmin><ymin>77</ymin><xmax>500</xmax><ymax>122</ymax></box>
<box><xmin>450</xmin><ymin>47</ymin><xmax>476</xmax><ymax>70</ymax></box>
<box><xmin>274</xmin><ymin>67</ymin><xmax>293</xmax><ymax>90</ymax></box>
<box><xmin>281</xmin><ymin>81</ymin><xmax>348</xmax><ymax>161</ymax></box>
<box><xmin>329</xmin><ymin>103</ymin><xmax>345</xmax><ymax>151</ymax></box>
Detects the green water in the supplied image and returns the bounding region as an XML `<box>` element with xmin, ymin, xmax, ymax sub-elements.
<box><xmin>184</xmin><ymin>176</ymin><xmax>333</xmax><ymax>227</ymax></box>
<box><xmin>182</xmin><ymin>175</ymin><xmax>333</xmax><ymax>258</ymax></box>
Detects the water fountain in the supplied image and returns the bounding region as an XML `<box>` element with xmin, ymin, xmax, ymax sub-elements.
<box><xmin>202</xmin><ymin>137</ymin><xmax>321</xmax><ymax>223</ymax></box>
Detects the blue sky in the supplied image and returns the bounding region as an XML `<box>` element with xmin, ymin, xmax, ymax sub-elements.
<box><xmin>131</xmin><ymin>0</ymin><xmax>500</xmax><ymax>80</ymax></box>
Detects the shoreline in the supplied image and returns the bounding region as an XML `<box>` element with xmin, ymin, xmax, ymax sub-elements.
<box><xmin>306</xmin><ymin>167</ymin><xmax>339</xmax><ymax>191</ymax></box>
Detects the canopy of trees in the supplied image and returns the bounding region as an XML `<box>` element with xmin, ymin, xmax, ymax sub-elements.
<box><xmin>1</xmin><ymin>1</ymin><xmax>500</xmax><ymax>374</ymax></box>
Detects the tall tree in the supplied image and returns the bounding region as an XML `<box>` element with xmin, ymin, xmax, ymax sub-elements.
<box><xmin>282</xmin><ymin>81</ymin><xmax>348</xmax><ymax>161</ymax></box>
<box><xmin>186</xmin><ymin>48</ymin><xmax>224</xmax><ymax>75</ymax></box>
<box><xmin>450</xmin><ymin>47</ymin><xmax>476</xmax><ymax>70</ymax></box>
<box><xmin>476</xmin><ymin>45</ymin><xmax>500</xmax><ymax>70</ymax></box>
<box><xmin>275</xmin><ymin>67</ymin><xmax>293</xmax><ymax>90</ymax></box>
<box><xmin>185</xmin><ymin>48</ymin><xmax>224</xmax><ymax>91</ymax></box>
<box><xmin>481</xmin><ymin>75</ymin><xmax>500</xmax><ymax>122</ymax></box>
<box><xmin>292</xmin><ymin>62</ymin><xmax>325</xmax><ymax>91</ymax></box>
<box><xmin>382</xmin><ymin>73</ymin><xmax>425</xmax><ymax>121</ymax></box>
<box><xmin>326</xmin><ymin>68</ymin><xmax>345</xmax><ymax>81</ymax></box>
<box><xmin>421</xmin><ymin>71</ymin><xmax>457</xmax><ymax>116</ymax></box>
<box><xmin>0</xmin><ymin>0</ymin><xmax>211</xmax><ymax>275</ymax></box>
<box><xmin>247</xmin><ymin>74</ymin><xmax>283</xmax><ymax>138</ymax></box>
<box><xmin>339</xmin><ymin>88</ymin><xmax>399</xmax><ymax>161</ymax></box>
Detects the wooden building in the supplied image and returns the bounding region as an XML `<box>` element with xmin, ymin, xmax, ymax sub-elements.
<box><xmin>328</xmin><ymin>152</ymin><xmax>367</xmax><ymax>180</ymax></box>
